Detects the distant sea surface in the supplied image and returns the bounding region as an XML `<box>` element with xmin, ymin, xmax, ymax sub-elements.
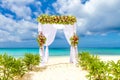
<box><xmin>0</xmin><ymin>48</ymin><xmax>120</xmax><ymax>57</ymax></box>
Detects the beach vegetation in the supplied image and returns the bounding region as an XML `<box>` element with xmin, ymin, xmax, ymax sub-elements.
<box><xmin>108</xmin><ymin>60</ymin><xmax>120</xmax><ymax>80</ymax></box>
<box><xmin>0</xmin><ymin>54</ymin><xmax>27</xmax><ymax>80</ymax></box>
<box><xmin>0</xmin><ymin>53</ymin><xmax>15</xmax><ymax>80</ymax></box>
<box><xmin>23</xmin><ymin>53</ymin><xmax>40</xmax><ymax>71</ymax></box>
<box><xmin>10</xmin><ymin>58</ymin><xmax>27</xmax><ymax>79</ymax></box>
<box><xmin>0</xmin><ymin>54</ymin><xmax>2</xmax><ymax>65</ymax></box>
<box><xmin>78</xmin><ymin>52</ymin><xmax>120</xmax><ymax>80</ymax></box>
<box><xmin>0</xmin><ymin>53</ymin><xmax>40</xmax><ymax>80</ymax></box>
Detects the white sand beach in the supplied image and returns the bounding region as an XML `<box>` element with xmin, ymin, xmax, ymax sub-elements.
<box><xmin>24</xmin><ymin>55</ymin><xmax>120</xmax><ymax>80</ymax></box>
<box><xmin>100</xmin><ymin>55</ymin><xmax>120</xmax><ymax>62</ymax></box>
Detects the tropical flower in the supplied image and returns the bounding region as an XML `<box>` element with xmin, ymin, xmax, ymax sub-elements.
<box><xmin>37</xmin><ymin>32</ymin><xmax>46</xmax><ymax>48</ymax></box>
<box><xmin>70</xmin><ymin>33</ymin><xmax>79</xmax><ymax>47</ymax></box>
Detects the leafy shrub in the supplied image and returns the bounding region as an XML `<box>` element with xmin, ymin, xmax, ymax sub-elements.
<box><xmin>109</xmin><ymin>60</ymin><xmax>120</xmax><ymax>80</ymax></box>
<box><xmin>0</xmin><ymin>53</ymin><xmax>15</xmax><ymax>80</ymax></box>
<box><xmin>0</xmin><ymin>54</ymin><xmax>2</xmax><ymax>65</ymax></box>
<box><xmin>78</xmin><ymin>52</ymin><xmax>120</xmax><ymax>80</ymax></box>
<box><xmin>0</xmin><ymin>53</ymin><xmax>41</xmax><ymax>80</ymax></box>
<box><xmin>23</xmin><ymin>53</ymin><xmax>40</xmax><ymax>71</ymax></box>
<box><xmin>0</xmin><ymin>54</ymin><xmax>27</xmax><ymax>80</ymax></box>
<box><xmin>78</xmin><ymin>52</ymin><xmax>90</xmax><ymax>70</ymax></box>
<box><xmin>10</xmin><ymin>58</ymin><xmax>27</xmax><ymax>79</ymax></box>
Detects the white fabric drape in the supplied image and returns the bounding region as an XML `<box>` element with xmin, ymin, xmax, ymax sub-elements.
<box><xmin>38</xmin><ymin>23</ymin><xmax>57</xmax><ymax>66</ymax></box>
<box><xmin>63</xmin><ymin>24</ymin><xmax>78</xmax><ymax>64</ymax></box>
<box><xmin>63</xmin><ymin>25</ymin><xmax>74</xmax><ymax>44</ymax></box>
<box><xmin>38</xmin><ymin>23</ymin><xmax>42</xmax><ymax>32</ymax></box>
<box><xmin>39</xmin><ymin>46</ymin><xmax>45</xmax><ymax>65</ymax></box>
<box><xmin>42</xmin><ymin>24</ymin><xmax>57</xmax><ymax>63</ymax></box>
<box><xmin>38</xmin><ymin>23</ymin><xmax>45</xmax><ymax>66</ymax></box>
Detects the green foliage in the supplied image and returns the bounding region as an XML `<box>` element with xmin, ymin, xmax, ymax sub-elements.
<box><xmin>0</xmin><ymin>54</ymin><xmax>27</xmax><ymax>80</ymax></box>
<box><xmin>0</xmin><ymin>54</ymin><xmax>2</xmax><ymax>65</ymax></box>
<box><xmin>78</xmin><ymin>52</ymin><xmax>120</xmax><ymax>80</ymax></box>
<box><xmin>0</xmin><ymin>53</ymin><xmax>15</xmax><ymax>80</ymax></box>
<box><xmin>23</xmin><ymin>53</ymin><xmax>40</xmax><ymax>71</ymax></box>
<box><xmin>109</xmin><ymin>60</ymin><xmax>120</xmax><ymax>79</ymax></box>
<box><xmin>10</xmin><ymin>58</ymin><xmax>27</xmax><ymax>78</ymax></box>
<box><xmin>78</xmin><ymin>52</ymin><xmax>91</xmax><ymax>70</ymax></box>
<box><xmin>37</xmin><ymin>14</ymin><xmax>76</xmax><ymax>25</ymax></box>
<box><xmin>0</xmin><ymin>53</ymin><xmax>40</xmax><ymax>80</ymax></box>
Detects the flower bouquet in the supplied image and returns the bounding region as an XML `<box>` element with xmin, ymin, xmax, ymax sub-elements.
<box><xmin>37</xmin><ymin>33</ymin><xmax>46</xmax><ymax>48</ymax></box>
<box><xmin>70</xmin><ymin>33</ymin><xmax>79</xmax><ymax>47</ymax></box>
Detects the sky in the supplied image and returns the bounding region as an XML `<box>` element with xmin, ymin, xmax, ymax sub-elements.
<box><xmin>0</xmin><ymin>0</ymin><xmax>120</xmax><ymax>48</ymax></box>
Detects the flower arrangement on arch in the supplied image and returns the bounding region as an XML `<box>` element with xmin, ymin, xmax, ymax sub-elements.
<box><xmin>70</xmin><ymin>33</ymin><xmax>79</xmax><ymax>47</ymax></box>
<box><xmin>37</xmin><ymin>14</ymin><xmax>76</xmax><ymax>25</ymax></box>
<box><xmin>37</xmin><ymin>32</ymin><xmax>46</xmax><ymax>48</ymax></box>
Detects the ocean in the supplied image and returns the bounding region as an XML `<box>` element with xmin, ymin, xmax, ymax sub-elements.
<box><xmin>0</xmin><ymin>48</ymin><xmax>120</xmax><ymax>57</ymax></box>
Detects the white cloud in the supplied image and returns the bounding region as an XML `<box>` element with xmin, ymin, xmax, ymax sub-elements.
<box><xmin>5</xmin><ymin>14</ymin><xmax>14</xmax><ymax>18</ymax></box>
<box><xmin>0</xmin><ymin>0</ymin><xmax>42</xmax><ymax>42</ymax></box>
<box><xmin>0</xmin><ymin>14</ymin><xmax>17</xmax><ymax>32</ymax></box>
<box><xmin>1</xmin><ymin>0</ymin><xmax>34</xmax><ymax>5</ymax></box>
<box><xmin>53</xmin><ymin>0</ymin><xmax>120</xmax><ymax>35</ymax></box>
<box><xmin>0</xmin><ymin>30</ymin><xmax>21</xmax><ymax>42</ymax></box>
<box><xmin>32</xmin><ymin>32</ymin><xmax>38</xmax><ymax>38</ymax></box>
<box><xmin>86</xmin><ymin>31</ymin><xmax>93</xmax><ymax>35</ymax></box>
<box><xmin>0</xmin><ymin>13</ymin><xmax>37</xmax><ymax>42</ymax></box>
<box><xmin>11</xmin><ymin>5</ymin><xmax>31</xmax><ymax>20</ymax></box>
<box><xmin>101</xmin><ymin>33</ymin><xmax>107</xmax><ymax>36</ymax></box>
<box><xmin>0</xmin><ymin>0</ymin><xmax>35</xmax><ymax>20</ymax></box>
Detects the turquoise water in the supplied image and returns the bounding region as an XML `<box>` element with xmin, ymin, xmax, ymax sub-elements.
<box><xmin>0</xmin><ymin>48</ymin><xmax>120</xmax><ymax>57</ymax></box>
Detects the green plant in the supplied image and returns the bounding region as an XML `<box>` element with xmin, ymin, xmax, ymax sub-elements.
<box><xmin>109</xmin><ymin>60</ymin><xmax>120</xmax><ymax>80</ymax></box>
<box><xmin>0</xmin><ymin>53</ymin><xmax>15</xmax><ymax>80</ymax></box>
<box><xmin>88</xmin><ymin>60</ymin><xmax>112</xmax><ymax>80</ymax></box>
<box><xmin>78</xmin><ymin>52</ymin><xmax>94</xmax><ymax>70</ymax></box>
<box><xmin>10</xmin><ymin>58</ymin><xmax>27</xmax><ymax>79</ymax></box>
<box><xmin>0</xmin><ymin>53</ymin><xmax>27</xmax><ymax>80</ymax></box>
<box><xmin>0</xmin><ymin>54</ymin><xmax>3</xmax><ymax>80</ymax></box>
<box><xmin>0</xmin><ymin>54</ymin><xmax>2</xmax><ymax>65</ymax></box>
<box><xmin>78</xmin><ymin>52</ymin><xmax>119</xmax><ymax>80</ymax></box>
<box><xmin>23</xmin><ymin>53</ymin><xmax>40</xmax><ymax>71</ymax></box>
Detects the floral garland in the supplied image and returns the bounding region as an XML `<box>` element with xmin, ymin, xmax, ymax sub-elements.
<box><xmin>70</xmin><ymin>33</ymin><xmax>79</xmax><ymax>47</ymax></box>
<box><xmin>37</xmin><ymin>33</ymin><xmax>46</xmax><ymax>48</ymax></box>
<box><xmin>37</xmin><ymin>14</ymin><xmax>76</xmax><ymax>25</ymax></box>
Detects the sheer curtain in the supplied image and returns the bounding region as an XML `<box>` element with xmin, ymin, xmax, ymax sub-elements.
<box><xmin>63</xmin><ymin>24</ymin><xmax>78</xmax><ymax>64</ymax></box>
<box><xmin>38</xmin><ymin>23</ymin><xmax>45</xmax><ymax>66</ymax></box>
<box><xmin>42</xmin><ymin>24</ymin><xmax>57</xmax><ymax>63</ymax></box>
<box><xmin>38</xmin><ymin>23</ymin><xmax>57</xmax><ymax>66</ymax></box>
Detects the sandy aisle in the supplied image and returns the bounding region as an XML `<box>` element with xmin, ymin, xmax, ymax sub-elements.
<box><xmin>29</xmin><ymin>55</ymin><xmax>120</xmax><ymax>80</ymax></box>
<box><xmin>31</xmin><ymin>56</ymin><xmax>88</xmax><ymax>80</ymax></box>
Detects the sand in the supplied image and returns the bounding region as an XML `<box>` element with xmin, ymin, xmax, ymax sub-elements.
<box><xmin>27</xmin><ymin>55</ymin><xmax>120</xmax><ymax>80</ymax></box>
<box><xmin>100</xmin><ymin>55</ymin><xmax>120</xmax><ymax>62</ymax></box>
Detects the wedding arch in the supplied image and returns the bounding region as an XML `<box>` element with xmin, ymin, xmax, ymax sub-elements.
<box><xmin>37</xmin><ymin>14</ymin><xmax>79</xmax><ymax>66</ymax></box>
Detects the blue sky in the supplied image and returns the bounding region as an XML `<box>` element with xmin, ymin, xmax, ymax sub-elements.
<box><xmin>0</xmin><ymin>0</ymin><xmax>120</xmax><ymax>48</ymax></box>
